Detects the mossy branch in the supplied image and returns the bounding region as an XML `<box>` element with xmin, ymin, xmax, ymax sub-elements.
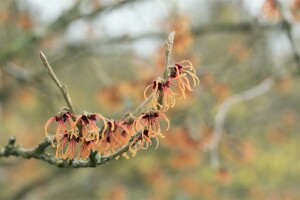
<box><xmin>0</xmin><ymin>132</ymin><xmax>142</xmax><ymax>168</ymax></box>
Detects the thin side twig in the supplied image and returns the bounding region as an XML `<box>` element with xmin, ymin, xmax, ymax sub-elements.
<box><xmin>39</xmin><ymin>51</ymin><xmax>76</xmax><ymax>115</ymax></box>
<box><xmin>130</xmin><ymin>32</ymin><xmax>175</xmax><ymax>114</ymax></box>
<box><xmin>157</xmin><ymin>32</ymin><xmax>175</xmax><ymax>108</ymax></box>
<box><xmin>163</xmin><ymin>32</ymin><xmax>175</xmax><ymax>79</ymax></box>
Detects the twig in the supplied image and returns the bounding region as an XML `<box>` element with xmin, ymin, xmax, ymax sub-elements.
<box><xmin>39</xmin><ymin>51</ymin><xmax>76</xmax><ymax>115</ymax></box>
<box><xmin>0</xmin><ymin>0</ymin><xmax>143</xmax><ymax>66</ymax></box>
<box><xmin>157</xmin><ymin>32</ymin><xmax>175</xmax><ymax>108</ymax></box>
<box><xmin>0</xmin><ymin>137</ymin><xmax>51</xmax><ymax>159</ymax></box>
<box><xmin>109</xmin><ymin>33</ymin><xmax>176</xmax><ymax>162</ymax></box>
<box><xmin>103</xmin><ymin>22</ymin><xmax>281</xmax><ymax>45</ymax></box>
<box><xmin>120</xmin><ymin>32</ymin><xmax>176</xmax><ymax>114</ymax></box>
<box><xmin>129</xmin><ymin>32</ymin><xmax>175</xmax><ymax>114</ymax></box>
<box><xmin>3</xmin><ymin>62</ymin><xmax>34</xmax><ymax>82</ymax></box>
<box><xmin>208</xmin><ymin>78</ymin><xmax>275</xmax><ymax>169</ymax></box>
<box><xmin>48</xmin><ymin>0</ymin><xmax>143</xmax><ymax>32</ymax></box>
<box><xmin>163</xmin><ymin>32</ymin><xmax>175</xmax><ymax>79</ymax></box>
<box><xmin>114</xmin><ymin>33</ymin><xmax>176</xmax><ymax>158</ymax></box>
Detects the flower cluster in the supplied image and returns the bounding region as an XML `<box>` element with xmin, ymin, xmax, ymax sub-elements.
<box><xmin>45</xmin><ymin>60</ymin><xmax>199</xmax><ymax>160</ymax></box>
<box><xmin>144</xmin><ymin>60</ymin><xmax>199</xmax><ymax>111</ymax></box>
<box><xmin>130</xmin><ymin>111</ymin><xmax>169</xmax><ymax>156</ymax></box>
<box><xmin>129</xmin><ymin>60</ymin><xmax>199</xmax><ymax>154</ymax></box>
<box><xmin>45</xmin><ymin>110</ymin><xmax>134</xmax><ymax>160</ymax></box>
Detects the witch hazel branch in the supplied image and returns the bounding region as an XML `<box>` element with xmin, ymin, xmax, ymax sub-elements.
<box><xmin>0</xmin><ymin>32</ymin><xmax>200</xmax><ymax>168</ymax></box>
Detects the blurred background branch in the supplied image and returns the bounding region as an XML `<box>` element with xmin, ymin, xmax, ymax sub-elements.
<box><xmin>208</xmin><ymin>77</ymin><xmax>275</xmax><ymax>169</ymax></box>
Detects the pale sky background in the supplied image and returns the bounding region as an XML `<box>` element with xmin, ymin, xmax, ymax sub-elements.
<box><xmin>20</xmin><ymin>0</ymin><xmax>298</xmax><ymax>61</ymax></box>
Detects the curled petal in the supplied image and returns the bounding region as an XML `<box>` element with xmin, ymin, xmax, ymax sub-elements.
<box><xmin>44</xmin><ymin>116</ymin><xmax>56</xmax><ymax>137</ymax></box>
<box><xmin>159</xmin><ymin>113</ymin><xmax>170</xmax><ymax>131</ymax></box>
<box><xmin>144</xmin><ymin>84</ymin><xmax>153</xmax><ymax>100</ymax></box>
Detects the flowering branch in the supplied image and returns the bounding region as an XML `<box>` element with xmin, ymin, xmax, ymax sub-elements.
<box><xmin>117</xmin><ymin>32</ymin><xmax>175</xmax><ymax>157</ymax></box>
<box><xmin>0</xmin><ymin>94</ymin><xmax>152</xmax><ymax>168</ymax></box>
<box><xmin>208</xmin><ymin>78</ymin><xmax>275</xmax><ymax>169</ymax></box>
<box><xmin>0</xmin><ymin>31</ymin><xmax>200</xmax><ymax>168</ymax></box>
<box><xmin>39</xmin><ymin>52</ymin><xmax>76</xmax><ymax>115</ymax></box>
<box><xmin>0</xmin><ymin>133</ymin><xmax>142</xmax><ymax>168</ymax></box>
<box><xmin>157</xmin><ymin>32</ymin><xmax>175</xmax><ymax>109</ymax></box>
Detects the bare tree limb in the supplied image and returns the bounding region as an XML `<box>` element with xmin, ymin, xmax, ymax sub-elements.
<box><xmin>208</xmin><ymin>78</ymin><xmax>275</xmax><ymax>169</ymax></box>
<box><xmin>102</xmin><ymin>22</ymin><xmax>280</xmax><ymax>44</ymax></box>
<box><xmin>48</xmin><ymin>0</ymin><xmax>144</xmax><ymax>32</ymax></box>
<box><xmin>0</xmin><ymin>0</ymin><xmax>145</xmax><ymax>66</ymax></box>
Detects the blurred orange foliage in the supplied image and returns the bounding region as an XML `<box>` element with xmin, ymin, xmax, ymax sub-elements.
<box><xmin>169</xmin><ymin>151</ymin><xmax>200</xmax><ymax>169</ymax></box>
<box><xmin>18</xmin><ymin>13</ymin><xmax>33</xmax><ymax>30</ymax></box>
<box><xmin>212</xmin><ymin>83</ymin><xmax>231</xmax><ymax>103</ymax></box>
<box><xmin>229</xmin><ymin>41</ymin><xmax>251</xmax><ymax>61</ymax></box>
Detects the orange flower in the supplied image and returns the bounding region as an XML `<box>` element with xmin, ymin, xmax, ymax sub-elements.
<box><xmin>97</xmin><ymin>119</ymin><xmax>134</xmax><ymax>156</ymax></box>
<box><xmin>56</xmin><ymin>133</ymin><xmax>79</xmax><ymax>160</ymax></box>
<box><xmin>133</xmin><ymin>110</ymin><xmax>170</xmax><ymax>134</ymax></box>
<box><xmin>45</xmin><ymin>110</ymin><xmax>80</xmax><ymax>160</ymax></box>
<box><xmin>129</xmin><ymin>130</ymin><xmax>154</xmax><ymax>156</ymax></box>
<box><xmin>77</xmin><ymin>113</ymin><xmax>110</xmax><ymax>143</ymax></box>
<box><xmin>113</xmin><ymin>118</ymin><xmax>135</xmax><ymax>159</ymax></box>
<box><xmin>169</xmin><ymin>60</ymin><xmax>200</xmax><ymax>99</ymax></box>
<box><xmin>45</xmin><ymin>110</ymin><xmax>115</xmax><ymax>160</ymax></box>
<box><xmin>130</xmin><ymin>111</ymin><xmax>169</xmax><ymax>155</ymax></box>
<box><xmin>44</xmin><ymin>110</ymin><xmax>78</xmax><ymax>146</ymax></box>
<box><xmin>98</xmin><ymin>120</ymin><xmax>121</xmax><ymax>156</ymax></box>
<box><xmin>114</xmin><ymin>119</ymin><xmax>133</xmax><ymax>146</ymax></box>
<box><xmin>77</xmin><ymin>140</ymin><xmax>96</xmax><ymax>159</ymax></box>
<box><xmin>144</xmin><ymin>78</ymin><xmax>177</xmax><ymax>112</ymax></box>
